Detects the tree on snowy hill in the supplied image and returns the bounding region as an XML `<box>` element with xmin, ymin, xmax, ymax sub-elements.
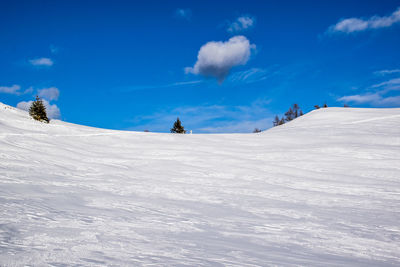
<box><xmin>171</xmin><ymin>117</ymin><xmax>186</xmax><ymax>134</ymax></box>
<box><xmin>273</xmin><ymin>115</ymin><xmax>280</xmax><ymax>126</ymax></box>
<box><xmin>29</xmin><ymin>96</ymin><xmax>49</xmax><ymax>123</ymax></box>
<box><xmin>273</xmin><ymin>104</ymin><xmax>303</xmax><ymax>127</ymax></box>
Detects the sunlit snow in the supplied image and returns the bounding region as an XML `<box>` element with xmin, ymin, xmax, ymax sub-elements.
<box><xmin>1</xmin><ymin>102</ymin><xmax>399</xmax><ymax>266</ymax></box>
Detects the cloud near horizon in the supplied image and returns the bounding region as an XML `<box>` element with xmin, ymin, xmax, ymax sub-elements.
<box><xmin>128</xmin><ymin>99</ymin><xmax>272</xmax><ymax>133</ymax></box>
<box><xmin>227</xmin><ymin>16</ymin><xmax>255</xmax><ymax>33</ymax></box>
<box><xmin>17</xmin><ymin>99</ymin><xmax>61</xmax><ymax>119</ymax></box>
<box><xmin>185</xmin><ymin>36</ymin><xmax>256</xmax><ymax>83</ymax></box>
<box><xmin>338</xmin><ymin>77</ymin><xmax>400</xmax><ymax>107</ymax></box>
<box><xmin>29</xmin><ymin>57</ymin><xmax>54</xmax><ymax>66</ymax></box>
<box><xmin>328</xmin><ymin>7</ymin><xmax>400</xmax><ymax>33</ymax></box>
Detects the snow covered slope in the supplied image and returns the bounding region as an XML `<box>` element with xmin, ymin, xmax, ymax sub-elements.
<box><xmin>1</xmin><ymin>102</ymin><xmax>400</xmax><ymax>266</ymax></box>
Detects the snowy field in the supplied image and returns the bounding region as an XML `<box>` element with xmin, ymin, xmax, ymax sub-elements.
<box><xmin>0</xmin><ymin>102</ymin><xmax>400</xmax><ymax>266</ymax></box>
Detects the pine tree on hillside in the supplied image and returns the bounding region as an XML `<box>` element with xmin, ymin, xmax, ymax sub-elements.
<box><xmin>285</xmin><ymin>107</ymin><xmax>294</xmax><ymax>122</ymax></box>
<box><xmin>170</xmin><ymin>117</ymin><xmax>186</xmax><ymax>134</ymax></box>
<box><xmin>293</xmin><ymin>103</ymin><xmax>299</xmax><ymax>118</ymax></box>
<box><xmin>273</xmin><ymin>115</ymin><xmax>281</xmax><ymax>127</ymax></box>
<box><xmin>29</xmin><ymin>96</ymin><xmax>49</xmax><ymax>123</ymax></box>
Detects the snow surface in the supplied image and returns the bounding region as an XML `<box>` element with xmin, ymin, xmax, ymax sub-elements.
<box><xmin>0</xmin><ymin>102</ymin><xmax>400</xmax><ymax>266</ymax></box>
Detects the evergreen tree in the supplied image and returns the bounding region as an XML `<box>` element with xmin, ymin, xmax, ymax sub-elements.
<box><xmin>323</xmin><ymin>102</ymin><xmax>328</xmax><ymax>108</ymax></box>
<box><xmin>285</xmin><ymin>107</ymin><xmax>294</xmax><ymax>122</ymax></box>
<box><xmin>253</xmin><ymin>128</ymin><xmax>262</xmax><ymax>133</ymax></box>
<box><xmin>273</xmin><ymin>115</ymin><xmax>280</xmax><ymax>127</ymax></box>
<box><xmin>293</xmin><ymin>103</ymin><xmax>299</xmax><ymax>118</ymax></box>
<box><xmin>279</xmin><ymin>117</ymin><xmax>285</xmax><ymax>125</ymax></box>
<box><xmin>29</xmin><ymin>96</ymin><xmax>49</xmax><ymax>123</ymax></box>
<box><xmin>170</xmin><ymin>117</ymin><xmax>186</xmax><ymax>134</ymax></box>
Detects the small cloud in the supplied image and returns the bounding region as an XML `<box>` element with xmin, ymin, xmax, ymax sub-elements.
<box><xmin>175</xmin><ymin>8</ymin><xmax>192</xmax><ymax>20</ymax></box>
<box><xmin>29</xmin><ymin>57</ymin><xmax>54</xmax><ymax>66</ymax></box>
<box><xmin>0</xmin><ymin>84</ymin><xmax>21</xmax><ymax>94</ymax></box>
<box><xmin>50</xmin><ymin>44</ymin><xmax>59</xmax><ymax>54</ymax></box>
<box><xmin>374</xmin><ymin>69</ymin><xmax>400</xmax><ymax>76</ymax></box>
<box><xmin>328</xmin><ymin>7</ymin><xmax>400</xmax><ymax>34</ymax></box>
<box><xmin>227</xmin><ymin>16</ymin><xmax>255</xmax><ymax>33</ymax></box>
<box><xmin>17</xmin><ymin>99</ymin><xmax>61</xmax><ymax>119</ymax></box>
<box><xmin>38</xmin><ymin>87</ymin><xmax>60</xmax><ymax>101</ymax></box>
<box><xmin>185</xmin><ymin>36</ymin><xmax>256</xmax><ymax>83</ymax></box>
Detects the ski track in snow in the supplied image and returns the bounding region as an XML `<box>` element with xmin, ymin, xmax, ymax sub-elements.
<box><xmin>0</xmin><ymin>103</ymin><xmax>400</xmax><ymax>266</ymax></box>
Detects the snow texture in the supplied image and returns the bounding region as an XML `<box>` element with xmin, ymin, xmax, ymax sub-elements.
<box><xmin>0</xmin><ymin>102</ymin><xmax>400</xmax><ymax>266</ymax></box>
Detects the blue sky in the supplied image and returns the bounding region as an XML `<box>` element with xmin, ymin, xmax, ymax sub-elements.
<box><xmin>1</xmin><ymin>0</ymin><xmax>400</xmax><ymax>133</ymax></box>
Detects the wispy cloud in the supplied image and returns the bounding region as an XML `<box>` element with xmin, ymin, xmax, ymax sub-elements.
<box><xmin>128</xmin><ymin>99</ymin><xmax>272</xmax><ymax>133</ymax></box>
<box><xmin>185</xmin><ymin>36</ymin><xmax>256</xmax><ymax>83</ymax></box>
<box><xmin>328</xmin><ymin>7</ymin><xmax>400</xmax><ymax>34</ymax></box>
<box><xmin>374</xmin><ymin>69</ymin><xmax>400</xmax><ymax>76</ymax></box>
<box><xmin>227</xmin><ymin>68</ymin><xmax>269</xmax><ymax>84</ymax></box>
<box><xmin>175</xmin><ymin>8</ymin><xmax>192</xmax><ymax>20</ymax></box>
<box><xmin>338</xmin><ymin>77</ymin><xmax>400</xmax><ymax>107</ymax></box>
<box><xmin>121</xmin><ymin>80</ymin><xmax>203</xmax><ymax>92</ymax></box>
<box><xmin>29</xmin><ymin>57</ymin><xmax>54</xmax><ymax>66</ymax></box>
<box><xmin>371</xmin><ymin>77</ymin><xmax>400</xmax><ymax>92</ymax></box>
<box><xmin>338</xmin><ymin>93</ymin><xmax>400</xmax><ymax>106</ymax></box>
<box><xmin>227</xmin><ymin>16</ymin><xmax>255</xmax><ymax>33</ymax></box>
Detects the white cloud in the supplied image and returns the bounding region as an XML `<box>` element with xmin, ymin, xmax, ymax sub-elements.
<box><xmin>185</xmin><ymin>36</ymin><xmax>256</xmax><ymax>83</ymax></box>
<box><xmin>17</xmin><ymin>99</ymin><xmax>61</xmax><ymax>119</ymax></box>
<box><xmin>0</xmin><ymin>84</ymin><xmax>21</xmax><ymax>94</ymax></box>
<box><xmin>227</xmin><ymin>16</ymin><xmax>255</xmax><ymax>33</ymax></box>
<box><xmin>29</xmin><ymin>57</ymin><xmax>54</xmax><ymax>66</ymax></box>
<box><xmin>38</xmin><ymin>87</ymin><xmax>60</xmax><ymax>101</ymax></box>
<box><xmin>329</xmin><ymin>7</ymin><xmax>400</xmax><ymax>33</ymax></box>
<box><xmin>175</xmin><ymin>8</ymin><xmax>192</xmax><ymax>20</ymax></box>
<box><xmin>338</xmin><ymin>77</ymin><xmax>400</xmax><ymax>107</ymax></box>
<box><xmin>331</xmin><ymin>18</ymin><xmax>369</xmax><ymax>33</ymax></box>
<box><xmin>338</xmin><ymin>93</ymin><xmax>400</xmax><ymax>106</ymax></box>
<box><xmin>0</xmin><ymin>85</ymin><xmax>35</xmax><ymax>95</ymax></box>
<box><xmin>374</xmin><ymin>69</ymin><xmax>400</xmax><ymax>76</ymax></box>
<box><xmin>371</xmin><ymin>78</ymin><xmax>400</xmax><ymax>88</ymax></box>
